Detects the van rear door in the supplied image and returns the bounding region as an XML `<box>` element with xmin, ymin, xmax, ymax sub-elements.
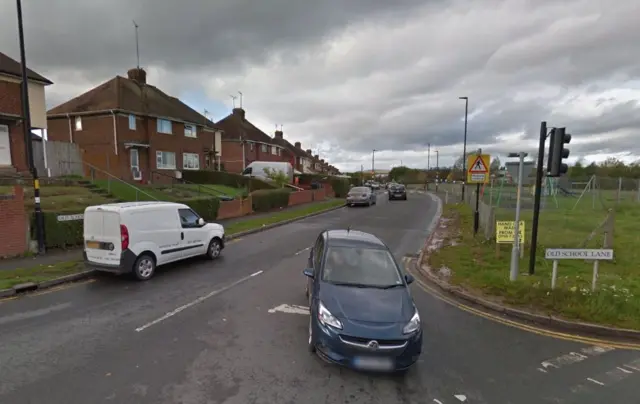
<box><xmin>84</xmin><ymin>209</ymin><xmax>122</xmax><ymax>266</ymax></box>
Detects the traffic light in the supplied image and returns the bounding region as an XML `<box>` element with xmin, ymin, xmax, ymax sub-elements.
<box><xmin>547</xmin><ymin>127</ymin><xmax>571</xmax><ymax>177</ymax></box>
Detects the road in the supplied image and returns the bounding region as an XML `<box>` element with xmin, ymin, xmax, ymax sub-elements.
<box><xmin>0</xmin><ymin>191</ymin><xmax>638</xmax><ymax>404</ymax></box>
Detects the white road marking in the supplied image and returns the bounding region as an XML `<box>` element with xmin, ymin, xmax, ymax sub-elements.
<box><xmin>135</xmin><ymin>270</ymin><xmax>264</xmax><ymax>332</ymax></box>
<box><xmin>295</xmin><ymin>247</ymin><xmax>311</xmax><ymax>256</ymax></box>
<box><xmin>454</xmin><ymin>394</ymin><xmax>467</xmax><ymax>402</ymax></box>
<box><xmin>0</xmin><ymin>302</ymin><xmax>72</xmax><ymax>325</ymax></box>
<box><xmin>268</xmin><ymin>304</ymin><xmax>310</xmax><ymax>315</ymax></box>
<box><xmin>537</xmin><ymin>368</ymin><xmax>548</xmax><ymax>373</ymax></box>
<box><xmin>433</xmin><ymin>400</ymin><xmax>444</xmax><ymax>404</ymax></box>
<box><xmin>617</xmin><ymin>367</ymin><xmax>633</xmax><ymax>374</ymax></box>
<box><xmin>540</xmin><ymin>346</ymin><xmax>614</xmax><ymax>371</ymax></box>
<box><xmin>570</xmin><ymin>358</ymin><xmax>640</xmax><ymax>394</ymax></box>
<box><xmin>587</xmin><ymin>377</ymin><xmax>605</xmax><ymax>386</ymax></box>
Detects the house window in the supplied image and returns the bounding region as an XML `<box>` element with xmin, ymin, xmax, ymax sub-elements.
<box><xmin>75</xmin><ymin>117</ymin><xmax>83</xmax><ymax>131</ymax></box>
<box><xmin>271</xmin><ymin>146</ymin><xmax>277</xmax><ymax>155</ymax></box>
<box><xmin>128</xmin><ymin>114</ymin><xmax>136</xmax><ymax>130</ymax></box>
<box><xmin>183</xmin><ymin>153</ymin><xmax>200</xmax><ymax>170</ymax></box>
<box><xmin>157</xmin><ymin>119</ymin><xmax>172</xmax><ymax>134</ymax></box>
<box><xmin>250</xmin><ymin>142</ymin><xmax>254</xmax><ymax>151</ymax></box>
<box><xmin>184</xmin><ymin>124</ymin><xmax>197</xmax><ymax>138</ymax></box>
<box><xmin>261</xmin><ymin>144</ymin><xmax>267</xmax><ymax>153</ymax></box>
<box><xmin>156</xmin><ymin>151</ymin><xmax>176</xmax><ymax>169</ymax></box>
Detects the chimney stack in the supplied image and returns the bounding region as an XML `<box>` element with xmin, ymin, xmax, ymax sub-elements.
<box><xmin>127</xmin><ymin>67</ymin><xmax>147</xmax><ymax>84</ymax></box>
<box><xmin>306</xmin><ymin>149</ymin><xmax>312</xmax><ymax>155</ymax></box>
<box><xmin>321</xmin><ymin>159</ymin><xmax>325</xmax><ymax>163</ymax></box>
<box><xmin>274</xmin><ymin>130</ymin><xmax>283</xmax><ymax>139</ymax></box>
<box><xmin>314</xmin><ymin>154</ymin><xmax>319</xmax><ymax>160</ymax></box>
<box><xmin>295</xmin><ymin>142</ymin><xmax>301</xmax><ymax>149</ymax></box>
<box><xmin>232</xmin><ymin>108</ymin><xmax>245</xmax><ymax>120</ymax></box>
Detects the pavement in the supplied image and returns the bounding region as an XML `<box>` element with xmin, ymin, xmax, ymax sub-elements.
<box><xmin>1</xmin><ymin>190</ymin><xmax>638</xmax><ymax>403</ymax></box>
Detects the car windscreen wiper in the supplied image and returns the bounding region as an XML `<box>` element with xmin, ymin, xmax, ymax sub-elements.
<box><xmin>330</xmin><ymin>282</ymin><xmax>372</xmax><ymax>288</ymax></box>
<box><xmin>377</xmin><ymin>284</ymin><xmax>405</xmax><ymax>289</ymax></box>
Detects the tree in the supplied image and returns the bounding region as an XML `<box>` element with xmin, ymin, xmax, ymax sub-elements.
<box><xmin>490</xmin><ymin>157</ymin><xmax>501</xmax><ymax>173</ymax></box>
<box><xmin>263</xmin><ymin>168</ymin><xmax>289</xmax><ymax>188</ymax></box>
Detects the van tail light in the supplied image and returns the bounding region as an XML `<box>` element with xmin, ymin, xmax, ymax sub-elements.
<box><xmin>120</xmin><ymin>224</ymin><xmax>129</xmax><ymax>250</ymax></box>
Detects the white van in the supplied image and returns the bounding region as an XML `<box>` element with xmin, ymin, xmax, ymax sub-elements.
<box><xmin>242</xmin><ymin>161</ymin><xmax>294</xmax><ymax>183</ymax></box>
<box><xmin>83</xmin><ymin>201</ymin><xmax>225</xmax><ymax>280</ymax></box>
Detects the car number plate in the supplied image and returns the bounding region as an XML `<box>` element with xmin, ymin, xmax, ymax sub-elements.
<box><xmin>86</xmin><ymin>241</ymin><xmax>100</xmax><ymax>249</ymax></box>
<box><xmin>353</xmin><ymin>356</ymin><xmax>393</xmax><ymax>371</ymax></box>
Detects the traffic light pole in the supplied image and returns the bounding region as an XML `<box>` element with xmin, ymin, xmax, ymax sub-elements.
<box><xmin>528</xmin><ymin>122</ymin><xmax>547</xmax><ymax>275</ymax></box>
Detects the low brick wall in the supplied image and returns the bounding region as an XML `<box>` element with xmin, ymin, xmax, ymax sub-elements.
<box><xmin>0</xmin><ymin>186</ymin><xmax>27</xmax><ymax>258</ymax></box>
<box><xmin>312</xmin><ymin>189</ymin><xmax>326</xmax><ymax>201</ymax></box>
<box><xmin>217</xmin><ymin>196</ymin><xmax>252</xmax><ymax>220</ymax></box>
<box><xmin>288</xmin><ymin>190</ymin><xmax>314</xmax><ymax>206</ymax></box>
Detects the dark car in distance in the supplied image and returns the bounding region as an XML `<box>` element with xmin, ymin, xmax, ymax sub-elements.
<box><xmin>303</xmin><ymin>229</ymin><xmax>422</xmax><ymax>373</ymax></box>
<box><xmin>388</xmin><ymin>184</ymin><xmax>407</xmax><ymax>200</ymax></box>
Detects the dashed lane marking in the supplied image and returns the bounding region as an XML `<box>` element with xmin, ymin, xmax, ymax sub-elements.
<box><xmin>405</xmin><ymin>262</ymin><xmax>640</xmax><ymax>350</ymax></box>
<box><xmin>135</xmin><ymin>270</ymin><xmax>264</xmax><ymax>332</ymax></box>
<box><xmin>268</xmin><ymin>304</ymin><xmax>309</xmax><ymax>315</ymax></box>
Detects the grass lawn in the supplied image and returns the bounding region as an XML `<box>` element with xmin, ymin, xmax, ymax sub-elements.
<box><xmin>1</xmin><ymin>185</ymin><xmax>116</xmax><ymax>213</ymax></box>
<box><xmin>428</xmin><ymin>201</ymin><xmax>640</xmax><ymax>329</ymax></box>
<box><xmin>174</xmin><ymin>183</ymin><xmax>247</xmax><ymax>198</ymax></box>
<box><xmin>0</xmin><ymin>260</ymin><xmax>84</xmax><ymax>290</ymax></box>
<box><xmin>226</xmin><ymin>199</ymin><xmax>345</xmax><ymax>235</ymax></box>
<box><xmin>93</xmin><ymin>180</ymin><xmax>246</xmax><ymax>202</ymax></box>
<box><xmin>93</xmin><ymin>180</ymin><xmax>168</xmax><ymax>202</ymax></box>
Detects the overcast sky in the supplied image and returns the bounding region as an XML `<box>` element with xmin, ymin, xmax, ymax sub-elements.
<box><xmin>1</xmin><ymin>0</ymin><xmax>639</xmax><ymax>172</ymax></box>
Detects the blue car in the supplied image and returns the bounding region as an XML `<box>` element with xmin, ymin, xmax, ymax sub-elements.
<box><xmin>303</xmin><ymin>229</ymin><xmax>422</xmax><ymax>373</ymax></box>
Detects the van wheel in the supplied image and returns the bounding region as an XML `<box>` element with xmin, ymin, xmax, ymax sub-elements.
<box><xmin>206</xmin><ymin>238</ymin><xmax>222</xmax><ymax>260</ymax></box>
<box><xmin>133</xmin><ymin>254</ymin><xmax>155</xmax><ymax>281</ymax></box>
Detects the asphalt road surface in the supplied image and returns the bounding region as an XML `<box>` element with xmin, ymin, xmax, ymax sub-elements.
<box><xmin>1</xmin><ymin>191</ymin><xmax>638</xmax><ymax>404</ymax></box>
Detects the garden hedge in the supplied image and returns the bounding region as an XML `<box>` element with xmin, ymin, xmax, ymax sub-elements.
<box><xmin>329</xmin><ymin>178</ymin><xmax>350</xmax><ymax>198</ymax></box>
<box><xmin>182</xmin><ymin>170</ymin><xmax>275</xmax><ymax>191</ymax></box>
<box><xmin>250</xmin><ymin>188</ymin><xmax>291</xmax><ymax>213</ymax></box>
<box><xmin>34</xmin><ymin>197</ymin><xmax>222</xmax><ymax>249</ymax></box>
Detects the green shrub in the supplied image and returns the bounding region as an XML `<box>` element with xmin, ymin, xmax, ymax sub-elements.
<box><xmin>33</xmin><ymin>212</ymin><xmax>84</xmax><ymax>249</ymax></box>
<box><xmin>330</xmin><ymin>178</ymin><xmax>350</xmax><ymax>198</ymax></box>
<box><xmin>176</xmin><ymin>197</ymin><xmax>221</xmax><ymax>221</ymax></box>
<box><xmin>182</xmin><ymin>170</ymin><xmax>275</xmax><ymax>191</ymax></box>
<box><xmin>250</xmin><ymin>189</ymin><xmax>291</xmax><ymax>212</ymax></box>
<box><xmin>297</xmin><ymin>173</ymin><xmax>327</xmax><ymax>184</ymax></box>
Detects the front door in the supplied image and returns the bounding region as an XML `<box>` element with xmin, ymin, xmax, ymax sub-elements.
<box><xmin>0</xmin><ymin>125</ymin><xmax>11</xmax><ymax>166</ymax></box>
<box><xmin>130</xmin><ymin>148</ymin><xmax>140</xmax><ymax>179</ymax></box>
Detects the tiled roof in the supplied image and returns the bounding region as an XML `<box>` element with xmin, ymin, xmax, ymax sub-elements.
<box><xmin>0</xmin><ymin>52</ymin><xmax>52</xmax><ymax>84</ymax></box>
<box><xmin>215</xmin><ymin>108</ymin><xmax>274</xmax><ymax>144</ymax></box>
<box><xmin>47</xmin><ymin>72</ymin><xmax>215</xmax><ymax>127</ymax></box>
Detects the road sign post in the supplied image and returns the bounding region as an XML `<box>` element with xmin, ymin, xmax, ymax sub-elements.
<box><xmin>544</xmin><ymin>249</ymin><xmax>614</xmax><ymax>291</ymax></box>
<box><xmin>466</xmin><ymin>153</ymin><xmax>490</xmax><ymax>235</ymax></box>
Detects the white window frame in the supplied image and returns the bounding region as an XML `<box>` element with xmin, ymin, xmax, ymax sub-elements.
<box><xmin>261</xmin><ymin>144</ymin><xmax>267</xmax><ymax>153</ymax></box>
<box><xmin>128</xmin><ymin>114</ymin><xmax>136</xmax><ymax>130</ymax></box>
<box><xmin>183</xmin><ymin>152</ymin><xmax>200</xmax><ymax>170</ymax></box>
<box><xmin>271</xmin><ymin>146</ymin><xmax>277</xmax><ymax>155</ymax></box>
<box><xmin>157</xmin><ymin>119</ymin><xmax>173</xmax><ymax>134</ymax></box>
<box><xmin>250</xmin><ymin>142</ymin><xmax>254</xmax><ymax>151</ymax></box>
<box><xmin>184</xmin><ymin>124</ymin><xmax>197</xmax><ymax>138</ymax></box>
<box><xmin>156</xmin><ymin>151</ymin><xmax>176</xmax><ymax>170</ymax></box>
<box><xmin>75</xmin><ymin>116</ymin><xmax>82</xmax><ymax>131</ymax></box>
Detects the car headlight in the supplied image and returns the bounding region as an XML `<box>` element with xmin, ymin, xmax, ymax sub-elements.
<box><xmin>318</xmin><ymin>301</ymin><xmax>343</xmax><ymax>329</ymax></box>
<box><xmin>403</xmin><ymin>309</ymin><xmax>421</xmax><ymax>334</ymax></box>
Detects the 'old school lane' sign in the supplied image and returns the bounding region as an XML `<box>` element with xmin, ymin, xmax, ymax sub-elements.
<box><xmin>545</xmin><ymin>249</ymin><xmax>614</xmax><ymax>260</ymax></box>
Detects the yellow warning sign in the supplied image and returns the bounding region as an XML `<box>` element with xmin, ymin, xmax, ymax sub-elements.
<box><xmin>466</xmin><ymin>154</ymin><xmax>490</xmax><ymax>184</ymax></box>
<box><xmin>496</xmin><ymin>221</ymin><xmax>526</xmax><ymax>244</ymax></box>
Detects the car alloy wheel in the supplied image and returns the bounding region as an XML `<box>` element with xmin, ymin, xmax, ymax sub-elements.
<box><xmin>207</xmin><ymin>238</ymin><xmax>222</xmax><ymax>259</ymax></box>
<box><xmin>133</xmin><ymin>254</ymin><xmax>155</xmax><ymax>281</ymax></box>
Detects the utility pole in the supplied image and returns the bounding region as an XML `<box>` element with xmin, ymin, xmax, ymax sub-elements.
<box><xmin>372</xmin><ymin>149</ymin><xmax>377</xmax><ymax>178</ymax></box>
<box><xmin>436</xmin><ymin>150</ymin><xmax>439</xmax><ymax>169</ymax></box>
<box><xmin>17</xmin><ymin>0</ymin><xmax>45</xmax><ymax>254</ymax></box>
<box><xmin>459</xmin><ymin>96</ymin><xmax>469</xmax><ymax>202</ymax></box>
<box><xmin>427</xmin><ymin>143</ymin><xmax>430</xmax><ymax>171</ymax></box>
<box><xmin>529</xmin><ymin>122</ymin><xmax>547</xmax><ymax>275</ymax></box>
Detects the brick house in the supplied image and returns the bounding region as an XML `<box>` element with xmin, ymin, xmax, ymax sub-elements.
<box><xmin>270</xmin><ymin>129</ymin><xmax>315</xmax><ymax>174</ymax></box>
<box><xmin>215</xmin><ymin>108</ymin><xmax>288</xmax><ymax>173</ymax></box>
<box><xmin>0</xmin><ymin>52</ymin><xmax>52</xmax><ymax>175</ymax></box>
<box><xmin>46</xmin><ymin>68</ymin><xmax>222</xmax><ymax>183</ymax></box>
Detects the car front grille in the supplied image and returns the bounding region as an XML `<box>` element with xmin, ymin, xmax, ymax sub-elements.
<box><xmin>339</xmin><ymin>334</ymin><xmax>406</xmax><ymax>346</ymax></box>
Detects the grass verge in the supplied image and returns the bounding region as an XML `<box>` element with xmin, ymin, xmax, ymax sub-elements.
<box><xmin>428</xmin><ymin>202</ymin><xmax>639</xmax><ymax>330</ymax></box>
<box><xmin>0</xmin><ymin>260</ymin><xmax>84</xmax><ymax>290</ymax></box>
<box><xmin>226</xmin><ymin>199</ymin><xmax>345</xmax><ymax>235</ymax></box>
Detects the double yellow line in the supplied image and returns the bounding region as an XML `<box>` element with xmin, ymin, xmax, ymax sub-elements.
<box><xmin>406</xmin><ymin>265</ymin><xmax>640</xmax><ymax>351</ymax></box>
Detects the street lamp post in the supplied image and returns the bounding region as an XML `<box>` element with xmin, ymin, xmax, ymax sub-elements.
<box><xmin>372</xmin><ymin>149</ymin><xmax>377</xmax><ymax>178</ymax></box>
<box><xmin>459</xmin><ymin>96</ymin><xmax>469</xmax><ymax>202</ymax></box>
<box><xmin>427</xmin><ymin>143</ymin><xmax>430</xmax><ymax>171</ymax></box>
<box><xmin>16</xmin><ymin>0</ymin><xmax>45</xmax><ymax>254</ymax></box>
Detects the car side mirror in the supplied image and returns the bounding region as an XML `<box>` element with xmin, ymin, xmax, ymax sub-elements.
<box><xmin>303</xmin><ymin>268</ymin><xmax>314</xmax><ymax>278</ymax></box>
<box><xmin>404</xmin><ymin>274</ymin><xmax>415</xmax><ymax>284</ymax></box>
<box><xmin>197</xmin><ymin>218</ymin><xmax>205</xmax><ymax>226</ymax></box>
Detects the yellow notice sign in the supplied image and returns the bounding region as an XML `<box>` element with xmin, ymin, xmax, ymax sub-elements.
<box><xmin>466</xmin><ymin>154</ymin><xmax>490</xmax><ymax>184</ymax></box>
<box><xmin>496</xmin><ymin>221</ymin><xmax>525</xmax><ymax>244</ymax></box>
